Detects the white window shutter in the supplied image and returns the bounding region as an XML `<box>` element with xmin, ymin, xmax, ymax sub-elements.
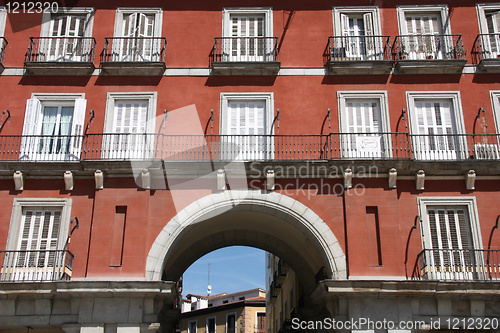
<box><xmin>68</xmin><ymin>98</ymin><xmax>86</xmax><ymax>160</ymax></box>
<box><xmin>20</xmin><ymin>98</ymin><xmax>43</xmax><ymax>160</ymax></box>
<box><xmin>363</xmin><ymin>13</ymin><xmax>375</xmax><ymax>56</ymax></box>
<box><xmin>340</xmin><ymin>13</ymin><xmax>349</xmax><ymax>36</ymax></box>
<box><xmin>363</xmin><ymin>13</ymin><xmax>374</xmax><ymax>36</ymax></box>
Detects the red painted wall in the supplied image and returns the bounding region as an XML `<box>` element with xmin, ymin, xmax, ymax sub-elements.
<box><xmin>0</xmin><ymin>0</ymin><xmax>499</xmax><ymax>280</ymax></box>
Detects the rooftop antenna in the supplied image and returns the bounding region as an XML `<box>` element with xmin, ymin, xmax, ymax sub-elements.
<box><xmin>207</xmin><ymin>263</ymin><xmax>212</xmax><ymax>296</ymax></box>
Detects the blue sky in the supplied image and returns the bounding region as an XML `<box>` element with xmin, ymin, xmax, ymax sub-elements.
<box><xmin>182</xmin><ymin>246</ymin><xmax>266</xmax><ymax>297</ymax></box>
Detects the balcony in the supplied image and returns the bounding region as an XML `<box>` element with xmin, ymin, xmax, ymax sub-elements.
<box><xmin>0</xmin><ymin>250</ymin><xmax>73</xmax><ymax>282</ymax></box>
<box><xmin>412</xmin><ymin>249</ymin><xmax>500</xmax><ymax>281</ymax></box>
<box><xmin>393</xmin><ymin>34</ymin><xmax>467</xmax><ymax>74</ymax></box>
<box><xmin>0</xmin><ymin>37</ymin><xmax>7</xmax><ymax>72</ymax></box>
<box><xmin>473</xmin><ymin>34</ymin><xmax>500</xmax><ymax>72</ymax></box>
<box><xmin>101</xmin><ymin>37</ymin><xmax>167</xmax><ymax>76</ymax></box>
<box><xmin>327</xmin><ymin>35</ymin><xmax>393</xmax><ymax>75</ymax></box>
<box><xmin>211</xmin><ymin>37</ymin><xmax>280</xmax><ymax>75</ymax></box>
<box><xmin>24</xmin><ymin>37</ymin><xmax>96</xmax><ymax>75</ymax></box>
<box><xmin>0</xmin><ymin>133</ymin><xmax>499</xmax><ymax>163</ymax></box>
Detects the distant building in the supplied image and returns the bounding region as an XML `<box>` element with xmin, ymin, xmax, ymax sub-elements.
<box><xmin>180</xmin><ymin>289</ymin><xmax>266</xmax><ymax>333</ymax></box>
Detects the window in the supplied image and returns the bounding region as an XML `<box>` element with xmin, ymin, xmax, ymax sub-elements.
<box><xmin>397</xmin><ymin>5</ymin><xmax>450</xmax><ymax>60</ymax></box>
<box><xmin>222</xmin><ymin>8</ymin><xmax>273</xmax><ymax>62</ymax></box>
<box><xmin>406</xmin><ymin>92</ymin><xmax>465</xmax><ymax>160</ymax></box>
<box><xmin>39</xmin><ymin>7</ymin><xmax>94</xmax><ymax>61</ymax></box>
<box><xmin>477</xmin><ymin>4</ymin><xmax>500</xmax><ymax>58</ymax></box>
<box><xmin>220</xmin><ymin>93</ymin><xmax>274</xmax><ymax>161</ymax></box>
<box><xmin>3</xmin><ymin>198</ymin><xmax>72</xmax><ymax>281</ymax></box>
<box><xmin>20</xmin><ymin>94</ymin><xmax>86</xmax><ymax>161</ymax></box>
<box><xmin>417</xmin><ymin>197</ymin><xmax>483</xmax><ymax>280</ymax></box>
<box><xmin>207</xmin><ymin>317</ymin><xmax>216</xmax><ymax>333</ymax></box>
<box><xmin>188</xmin><ymin>320</ymin><xmax>197</xmax><ymax>333</ymax></box>
<box><xmin>112</xmin><ymin>8</ymin><xmax>162</xmax><ymax>62</ymax></box>
<box><xmin>103</xmin><ymin>92</ymin><xmax>157</xmax><ymax>160</ymax></box>
<box><xmin>256</xmin><ymin>312</ymin><xmax>266</xmax><ymax>333</ymax></box>
<box><xmin>337</xmin><ymin>91</ymin><xmax>391</xmax><ymax>158</ymax></box>
<box><xmin>226</xmin><ymin>313</ymin><xmax>237</xmax><ymax>333</ymax></box>
<box><xmin>332</xmin><ymin>7</ymin><xmax>383</xmax><ymax>60</ymax></box>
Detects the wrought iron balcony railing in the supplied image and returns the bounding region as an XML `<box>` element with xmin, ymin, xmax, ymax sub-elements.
<box><xmin>26</xmin><ymin>37</ymin><xmax>96</xmax><ymax>63</ymax></box>
<box><xmin>472</xmin><ymin>33</ymin><xmax>500</xmax><ymax>64</ymax></box>
<box><xmin>393</xmin><ymin>34</ymin><xmax>465</xmax><ymax>61</ymax></box>
<box><xmin>0</xmin><ymin>250</ymin><xmax>73</xmax><ymax>282</ymax></box>
<box><xmin>212</xmin><ymin>37</ymin><xmax>279</xmax><ymax>63</ymax></box>
<box><xmin>0</xmin><ymin>133</ymin><xmax>498</xmax><ymax>162</ymax></box>
<box><xmin>0</xmin><ymin>37</ymin><xmax>7</xmax><ymax>64</ymax></box>
<box><xmin>412</xmin><ymin>249</ymin><xmax>500</xmax><ymax>281</ymax></box>
<box><xmin>328</xmin><ymin>35</ymin><xmax>392</xmax><ymax>62</ymax></box>
<box><xmin>103</xmin><ymin>37</ymin><xmax>167</xmax><ymax>63</ymax></box>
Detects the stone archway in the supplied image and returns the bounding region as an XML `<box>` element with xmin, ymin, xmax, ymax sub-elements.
<box><xmin>146</xmin><ymin>190</ymin><xmax>346</xmax><ymax>294</ymax></box>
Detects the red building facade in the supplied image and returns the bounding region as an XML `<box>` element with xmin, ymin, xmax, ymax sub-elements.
<box><xmin>0</xmin><ymin>1</ymin><xmax>499</xmax><ymax>332</ymax></box>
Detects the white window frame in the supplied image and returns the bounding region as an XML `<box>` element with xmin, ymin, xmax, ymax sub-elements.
<box><xmin>6</xmin><ymin>198</ymin><xmax>73</xmax><ymax>251</ymax></box>
<box><xmin>476</xmin><ymin>3</ymin><xmax>500</xmax><ymax>34</ymax></box>
<box><xmin>206</xmin><ymin>316</ymin><xmax>216</xmax><ymax>333</ymax></box>
<box><xmin>188</xmin><ymin>320</ymin><xmax>197</xmax><ymax>333</ymax></box>
<box><xmin>222</xmin><ymin>7</ymin><xmax>273</xmax><ymax>37</ymax></box>
<box><xmin>396</xmin><ymin>5</ymin><xmax>451</xmax><ymax>35</ymax></box>
<box><xmin>255</xmin><ymin>311</ymin><xmax>266</xmax><ymax>333</ymax></box>
<box><xmin>337</xmin><ymin>91</ymin><xmax>392</xmax><ymax>158</ymax></box>
<box><xmin>226</xmin><ymin>312</ymin><xmax>237</xmax><ymax>333</ymax></box>
<box><xmin>417</xmin><ymin>197</ymin><xmax>484</xmax><ymax>280</ymax></box>
<box><xmin>332</xmin><ymin>6</ymin><xmax>382</xmax><ymax>36</ymax></box>
<box><xmin>20</xmin><ymin>93</ymin><xmax>86</xmax><ymax>161</ymax></box>
<box><xmin>406</xmin><ymin>91</ymin><xmax>466</xmax><ymax>160</ymax></box>
<box><xmin>4</xmin><ymin>198</ymin><xmax>72</xmax><ymax>281</ymax></box>
<box><xmin>113</xmin><ymin>7</ymin><xmax>162</xmax><ymax>37</ymax></box>
<box><xmin>41</xmin><ymin>7</ymin><xmax>95</xmax><ymax>37</ymax></box>
<box><xmin>102</xmin><ymin>92</ymin><xmax>157</xmax><ymax>160</ymax></box>
<box><xmin>220</xmin><ymin>92</ymin><xmax>274</xmax><ymax>160</ymax></box>
<box><xmin>103</xmin><ymin>92</ymin><xmax>157</xmax><ymax>133</ymax></box>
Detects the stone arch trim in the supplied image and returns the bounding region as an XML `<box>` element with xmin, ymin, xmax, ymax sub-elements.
<box><xmin>146</xmin><ymin>190</ymin><xmax>347</xmax><ymax>281</ymax></box>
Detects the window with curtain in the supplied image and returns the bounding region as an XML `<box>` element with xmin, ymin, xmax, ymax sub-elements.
<box><xmin>20</xmin><ymin>96</ymin><xmax>87</xmax><ymax>161</ymax></box>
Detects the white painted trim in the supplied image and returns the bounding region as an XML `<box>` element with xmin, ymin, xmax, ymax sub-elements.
<box><xmin>103</xmin><ymin>92</ymin><xmax>158</xmax><ymax>133</ymax></box>
<box><xmin>222</xmin><ymin>7</ymin><xmax>273</xmax><ymax>38</ymax></box>
<box><xmin>396</xmin><ymin>5</ymin><xmax>451</xmax><ymax>35</ymax></box>
<box><xmin>332</xmin><ymin>6</ymin><xmax>382</xmax><ymax>35</ymax></box>
<box><xmin>113</xmin><ymin>7</ymin><xmax>163</xmax><ymax>37</ymax></box>
<box><xmin>220</xmin><ymin>92</ymin><xmax>275</xmax><ymax>135</ymax></box>
<box><xmin>490</xmin><ymin>90</ymin><xmax>500</xmax><ymax>135</ymax></box>
<box><xmin>476</xmin><ymin>3</ymin><xmax>500</xmax><ymax>34</ymax></box>
<box><xmin>417</xmin><ymin>197</ymin><xmax>483</xmax><ymax>251</ymax></box>
<box><xmin>41</xmin><ymin>7</ymin><xmax>95</xmax><ymax>38</ymax></box>
<box><xmin>5</xmin><ymin>198</ymin><xmax>72</xmax><ymax>251</ymax></box>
